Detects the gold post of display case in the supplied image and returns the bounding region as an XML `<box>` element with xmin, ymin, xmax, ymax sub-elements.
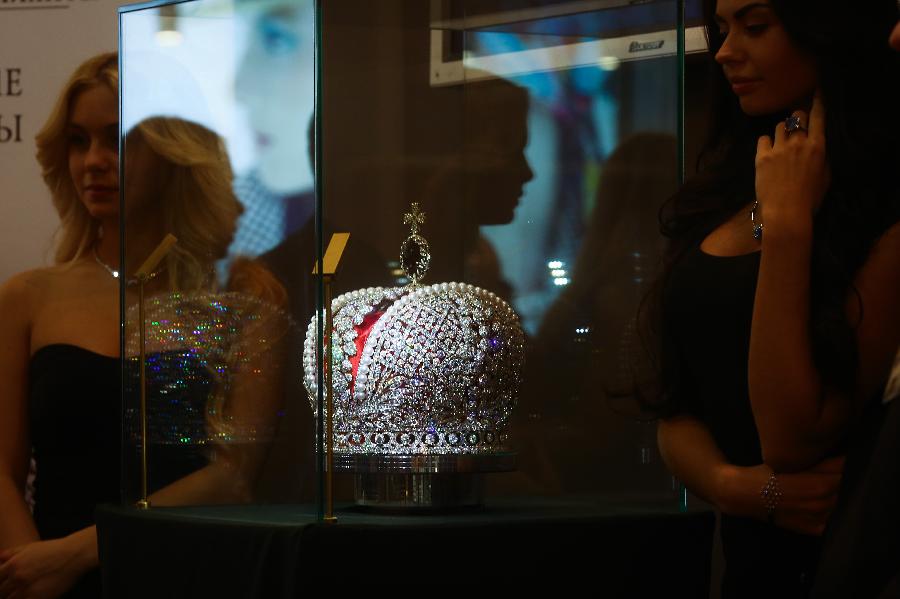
<box><xmin>314</xmin><ymin>233</ymin><xmax>350</xmax><ymax>524</ymax></box>
<box><xmin>133</xmin><ymin>234</ymin><xmax>178</xmax><ymax>510</ymax></box>
<box><xmin>323</xmin><ymin>275</ymin><xmax>336</xmax><ymax>523</ymax></box>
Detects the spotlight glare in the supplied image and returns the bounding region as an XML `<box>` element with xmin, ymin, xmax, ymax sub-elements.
<box><xmin>598</xmin><ymin>55</ymin><xmax>621</xmax><ymax>71</ymax></box>
<box><xmin>155</xmin><ymin>30</ymin><xmax>183</xmax><ymax>47</ymax></box>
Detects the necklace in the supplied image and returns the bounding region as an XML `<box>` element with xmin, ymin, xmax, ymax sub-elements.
<box><xmin>93</xmin><ymin>247</ymin><xmax>162</xmax><ymax>286</ymax></box>
<box><xmin>750</xmin><ymin>200</ymin><xmax>763</xmax><ymax>240</ymax></box>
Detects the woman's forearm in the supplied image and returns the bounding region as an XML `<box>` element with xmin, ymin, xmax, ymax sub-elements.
<box><xmin>752</xmin><ymin>220</ymin><xmax>900</xmax><ymax>472</ymax></box>
<box><xmin>658</xmin><ymin>416</ymin><xmax>771</xmax><ymax>521</ymax></box>
<box><xmin>0</xmin><ymin>479</ymin><xmax>39</xmax><ymax>550</ymax></box>
<box><xmin>147</xmin><ymin>452</ymin><xmax>255</xmax><ymax>507</ymax></box>
<box><xmin>658</xmin><ymin>416</ymin><xmax>732</xmax><ymax>510</ymax></box>
<box><xmin>748</xmin><ymin>218</ymin><xmax>837</xmax><ymax>470</ymax></box>
<box><xmin>63</xmin><ymin>526</ymin><xmax>98</xmax><ymax>572</ymax></box>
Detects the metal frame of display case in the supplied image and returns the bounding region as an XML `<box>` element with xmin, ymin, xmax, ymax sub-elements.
<box><xmin>117</xmin><ymin>0</ymin><xmax>327</xmax><ymax>514</ymax></box>
<box><xmin>428</xmin><ymin>0</ymin><xmax>705</xmax><ymax>85</ymax></box>
<box><xmin>117</xmin><ymin>0</ymin><xmax>198</xmax><ymax>512</ymax></box>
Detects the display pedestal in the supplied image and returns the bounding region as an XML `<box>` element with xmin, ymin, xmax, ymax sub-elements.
<box><xmin>96</xmin><ymin>497</ymin><xmax>714</xmax><ymax>595</ymax></box>
<box><xmin>334</xmin><ymin>452</ymin><xmax>517</xmax><ymax>509</ymax></box>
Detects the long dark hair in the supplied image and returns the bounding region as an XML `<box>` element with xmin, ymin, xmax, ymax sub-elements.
<box><xmin>646</xmin><ymin>0</ymin><xmax>900</xmax><ymax>414</ymax></box>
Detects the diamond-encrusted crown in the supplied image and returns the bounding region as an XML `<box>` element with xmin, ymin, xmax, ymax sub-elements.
<box><xmin>303</xmin><ymin>282</ymin><xmax>524</xmax><ymax>455</ymax></box>
<box><xmin>304</xmin><ymin>203</ymin><xmax>524</xmax><ymax>457</ymax></box>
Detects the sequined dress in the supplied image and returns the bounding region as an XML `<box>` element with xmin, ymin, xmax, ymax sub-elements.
<box><xmin>663</xmin><ymin>245</ymin><xmax>821</xmax><ymax>598</ymax></box>
<box><xmin>28</xmin><ymin>344</ymin><xmax>210</xmax><ymax>599</ymax></box>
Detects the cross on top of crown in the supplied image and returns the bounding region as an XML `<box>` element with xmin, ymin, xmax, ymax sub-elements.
<box><xmin>403</xmin><ymin>202</ymin><xmax>426</xmax><ymax>235</ymax></box>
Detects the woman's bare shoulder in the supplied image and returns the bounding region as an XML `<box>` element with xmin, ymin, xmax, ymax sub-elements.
<box><xmin>2</xmin><ymin>264</ymin><xmax>66</xmax><ymax>293</ymax></box>
<box><xmin>0</xmin><ymin>269</ymin><xmax>47</xmax><ymax>334</ymax></box>
<box><xmin>0</xmin><ymin>262</ymin><xmax>92</xmax><ymax>312</ymax></box>
<box><xmin>0</xmin><ymin>268</ymin><xmax>48</xmax><ymax>301</ymax></box>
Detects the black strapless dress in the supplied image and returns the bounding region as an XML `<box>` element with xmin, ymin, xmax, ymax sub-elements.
<box><xmin>28</xmin><ymin>344</ymin><xmax>211</xmax><ymax>599</ymax></box>
<box><xmin>28</xmin><ymin>344</ymin><xmax>119</xmax><ymax>599</ymax></box>
<box><xmin>29</xmin><ymin>345</ymin><xmax>121</xmax><ymax>541</ymax></box>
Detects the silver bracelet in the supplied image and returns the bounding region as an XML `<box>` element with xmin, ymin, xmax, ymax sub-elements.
<box><xmin>760</xmin><ymin>471</ymin><xmax>783</xmax><ymax>524</ymax></box>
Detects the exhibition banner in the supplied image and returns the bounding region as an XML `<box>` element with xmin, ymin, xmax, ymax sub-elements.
<box><xmin>0</xmin><ymin>0</ymin><xmax>128</xmax><ymax>283</ymax></box>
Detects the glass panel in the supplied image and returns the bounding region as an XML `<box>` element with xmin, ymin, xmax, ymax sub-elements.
<box><xmin>315</xmin><ymin>0</ymin><xmax>696</xmax><ymax>510</ymax></box>
<box><xmin>120</xmin><ymin>0</ymin><xmax>704</xmax><ymax>516</ymax></box>
<box><xmin>463</xmin><ymin>1</ymin><xmax>680</xmax><ymax>502</ymax></box>
<box><xmin>119</xmin><ymin>0</ymin><xmax>317</xmax><ymax>507</ymax></box>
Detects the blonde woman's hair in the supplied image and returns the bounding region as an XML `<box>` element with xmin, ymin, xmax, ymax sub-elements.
<box><xmin>35</xmin><ymin>52</ymin><xmax>118</xmax><ymax>265</ymax></box>
<box><xmin>126</xmin><ymin>117</ymin><xmax>243</xmax><ymax>291</ymax></box>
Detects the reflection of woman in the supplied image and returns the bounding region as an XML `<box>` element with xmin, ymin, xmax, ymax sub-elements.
<box><xmin>525</xmin><ymin>133</ymin><xmax>677</xmax><ymax>494</ymax></box>
<box><xmin>0</xmin><ymin>53</ymin><xmax>283</xmax><ymax>598</ymax></box>
<box><xmin>653</xmin><ymin>1</ymin><xmax>900</xmax><ymax>597</ymax></box>
<box><xmin>121</xmin><ymin>116</ymin><xmax>287</xmax><ymax>506</ymax></box>
<box><xmin>418</xmin><ymin>75</ymin><xmax>533</xmax><ymax>297</ymax></box>
<box><xmin>124</xmin><ymin>116</ymin><xmax>243</xmax><ymax>289</ymax></box>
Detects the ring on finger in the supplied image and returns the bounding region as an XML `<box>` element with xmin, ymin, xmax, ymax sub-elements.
<box><xmin>785</xmin><ymin>114</ymin><xmax>808</xmax><ymax>137</ymax></box>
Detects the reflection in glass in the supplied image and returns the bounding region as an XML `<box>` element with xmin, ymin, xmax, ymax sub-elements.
<box><xmin>419</xmin><ymin>73</ymin><xmax>534</xmax><ymax>301</ymax></box>
<box><xmin>439</xmin><ymin>4</ymin><xmax>684</xmax><ymax>500</ymax></box>
<box><xmin>523</xmin><ymin>133</ymin><xmax>677</xmax><ymax>496</ymax></box>
<box><xmin>121</xmin><ymin>117</ymin><xmax>289</xmax><ymax>504</ymax></box>
<box><xmin>232</xmin><ymin>0</ymin><xmax>316</xmax><ymax>257</ymax></box>
<box><xmin>118</xmin><ymin>0</ymin><xmax>689</xmax><ymax>507</ymax></box>
<box><xmin>466</xmin><ymin>16</ymin><xmax>681</xmax><ymax>334</ymax></box>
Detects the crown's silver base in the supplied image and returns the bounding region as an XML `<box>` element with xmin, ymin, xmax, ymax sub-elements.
<box><xmin>353</xmin><ymin>472</ymin><xmax>485</xmax><ymax>510</ymax></box>
<box><xmin>335</xmin><ymin>452</ymin><xmax>516</xmax><ymax>510</ymax></box>
<box><xmin>333</xmin><ymin>452</ymin><xmax>516</xmax><ymax>474</ymax></box>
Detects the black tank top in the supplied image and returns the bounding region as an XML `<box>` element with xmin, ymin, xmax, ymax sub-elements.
<box><xmin>664</xmin><ymin>245</ymin><xmax>821</xmax><ymax>597</ymax></box>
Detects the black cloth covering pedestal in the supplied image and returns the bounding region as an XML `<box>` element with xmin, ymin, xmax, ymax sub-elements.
<box><xmin>97</xmin><ymin>498</ymin><xmax>713</xmax><ymax>595</ymax></box>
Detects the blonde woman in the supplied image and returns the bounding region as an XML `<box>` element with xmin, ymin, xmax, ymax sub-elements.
<box><xmin>0</xmin><ymin>52</ymin><xmax>119</xmax><ymax>599</ymax></box>
<box><xmin>0</xmin><ymin>54</ymin><xmax>284</xmax><ymax>598</ymax></box>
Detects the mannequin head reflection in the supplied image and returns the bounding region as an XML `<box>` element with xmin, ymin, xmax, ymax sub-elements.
<box><xmin>124</xmin><ymin>117</ymin><xmax>243</xmax><ymax>291</ymax></box>
<box><xmin>35</xmin><ymin>52</ymin><xmax>118</xmax><ymax>265</ymax></box>
<box><xmin>235</xmin><ymin>2</ymin><xmax>315</xmax><ymax>195</ymax></box>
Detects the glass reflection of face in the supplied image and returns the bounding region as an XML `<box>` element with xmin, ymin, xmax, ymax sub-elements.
<box><xmin>123</xmin><ymin>133</ymin><xmax>165</xmax><ymax>222</ymax></box>
<box><xmin>68</xmin><ymin>85</ymin><xmax>119</xmax><ymax>220</ymax></box>
<box><xmin>713</xmin><ymin>0</ymin><xmax>818</xmax><ymax>116</ymax></box>
<box><xmin>463</xmin><ymin>85</ymin><xmax>533</xmax><ymax>226</ymax></box>
<box><xmin>236</xmin><ymin>5</ymin><xmax>315</xmax><ymax>194</ymax></box>
<box><xmin>465</xmin><ymin>116</ymin><xmax>533</xmax><ymax>226</ymax></box>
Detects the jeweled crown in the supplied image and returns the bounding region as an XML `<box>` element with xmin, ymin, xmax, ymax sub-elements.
<box><xmin>302</xmin><ymin>203</ymin><xmax>524</xmax><ymax>456</ymax></box>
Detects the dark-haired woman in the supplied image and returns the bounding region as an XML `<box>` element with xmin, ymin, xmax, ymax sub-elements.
<box><xmin>653</xmin><ymin>0</ymin><xmax>900</xmax><ymax>596</ymax></box>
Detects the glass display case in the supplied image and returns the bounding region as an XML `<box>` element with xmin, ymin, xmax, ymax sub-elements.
<box><xmin>118</xmin><ymin>0</ymin><xmax>317</xmax><ymax>508</ymax></box>
<box><xmin>118</xmin><ymin>0</ymin><xmax>710</xmax><ymax>516</ymax></box>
